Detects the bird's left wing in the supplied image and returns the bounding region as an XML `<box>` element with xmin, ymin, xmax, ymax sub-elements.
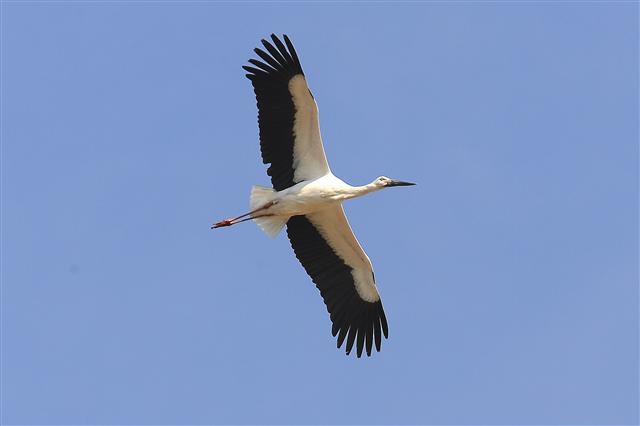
<box><xmin>243</xmin><ymin>34</ymin><xmax>331</xmax><ymax>191</ymax></box>
<box><xmin>286</xmin><ymin>206</ymin><xmax>388</xmax><ymax>357</ymax></box>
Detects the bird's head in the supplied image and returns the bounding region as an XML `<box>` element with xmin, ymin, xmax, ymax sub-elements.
<box><xmin>373</xmin><ymin>176</ymin><xmax>417</xmax><ymax>189</ymax></box>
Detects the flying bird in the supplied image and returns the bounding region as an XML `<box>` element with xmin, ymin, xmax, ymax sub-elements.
<box><xmin>213</xmin><ymin>34</ymin><xmax>415</xmax><ymax>357</ymax></box>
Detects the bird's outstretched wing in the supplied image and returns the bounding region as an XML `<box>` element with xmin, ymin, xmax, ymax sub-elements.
<box><xmin>286</xmin><ymin>206</ymin><xmax>389</xmax><ymax>357</ymax></box>
<box><xmin>243</xmin><ymin>34</ymin><xmax>331</xmax><ymax>191</ymax></box>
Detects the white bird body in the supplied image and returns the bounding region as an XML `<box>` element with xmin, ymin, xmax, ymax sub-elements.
<box><xmin>213</xmin><ymin>34</ymin><xmax>415</xmax><ymax>357</ymax></box>
<box><xmin>257</xmin><ymin>174</ymin><xmax>377</xmax><ymax>217</ymax></box>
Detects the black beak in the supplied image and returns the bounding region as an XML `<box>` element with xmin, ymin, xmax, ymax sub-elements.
<box><xmin>386</xmin><ymin>180</ymin><xmax>416</xmax><ymax>187</ymax></box>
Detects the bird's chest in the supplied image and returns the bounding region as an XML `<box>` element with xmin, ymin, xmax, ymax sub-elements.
<box><xmin>273</xmin><ymin>184</ymin><xmax>340</xmax><ymax>215</ymax></box>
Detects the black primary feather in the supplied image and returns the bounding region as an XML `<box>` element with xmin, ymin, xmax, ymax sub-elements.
<box><xmin>244</xmin><ymin>34</ymin><xmax>305</xmax><ymax>191</ymax></box>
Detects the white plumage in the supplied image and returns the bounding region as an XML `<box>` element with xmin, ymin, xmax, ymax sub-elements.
<box><xmin>213</xmin><ymin>34</ymin><xmax>415</xmax><ymax>357</ymax></box>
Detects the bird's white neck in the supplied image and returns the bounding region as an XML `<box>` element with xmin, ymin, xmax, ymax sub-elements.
<box><xmin>342</xmin><ymin>182</ymin><xmax>381</xmax><ymax>200</ymax></box>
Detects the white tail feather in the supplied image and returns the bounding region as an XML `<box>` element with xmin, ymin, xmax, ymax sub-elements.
<box><xmin>250</xmin><ymin>186</ymin><xmax>287</xmax><ymax>238</ymax></box>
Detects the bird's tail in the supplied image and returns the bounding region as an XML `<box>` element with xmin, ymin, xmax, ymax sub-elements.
<box><xmin>250</xmin><ymin>185</ymin><xmax>288</xmax><ymax>238</ymax></box>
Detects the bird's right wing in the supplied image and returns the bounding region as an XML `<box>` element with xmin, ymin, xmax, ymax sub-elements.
<box><xmin>286</xmin><ymin>206</ymin><xmax>388</xmax><ymax>357</ymax></box>
<box><xmin>243</xmin><ymin>34</ymin><xmax>331</xmax><ymax>191</ymax></box>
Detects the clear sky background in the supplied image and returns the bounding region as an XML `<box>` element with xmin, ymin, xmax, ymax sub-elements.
<box><xmin>1</xmin><ymin>2</ymin><xmax>638</xmax><ymax>425</ymax></box>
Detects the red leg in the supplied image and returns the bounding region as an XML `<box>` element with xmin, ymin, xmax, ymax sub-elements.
<box><xmin>211</xmin><ymin>201</ymin><xmax>275</xmax><ymax>229</ymax></box>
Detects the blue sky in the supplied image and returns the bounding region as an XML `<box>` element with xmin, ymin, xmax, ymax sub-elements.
<box><xmin>1</xmin><ymin>2</ymin><xmax>637</xmax><ymax>425</ymax></box>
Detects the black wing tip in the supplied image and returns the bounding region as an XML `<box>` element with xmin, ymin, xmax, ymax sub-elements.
<box><xmin>379</xmin><ymin>302</ymin><xmax>389</xmax><ymax>339</ymax></box>
<box><xmin>333</xmin><ymin>300</ymin><xmax>388</xmax><ymax>358</ymax></box>
<box><xmin>260</xmin><ymin>38</ymin><xmax>274</xmax><ymax>50</ymax></box>
<box><xmin>245</xmin><ymin>34</ymin><xmax>304</xmax><ymax>78</ymax></box>
<box><xmin>269</xmin><ymin>33</ymin><xmax>288</xmax><ymax>45</ymax></box>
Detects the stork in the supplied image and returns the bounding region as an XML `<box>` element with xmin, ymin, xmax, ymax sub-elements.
<box><xmin>213</xmin><ymin>34</ymin><xmax>415</xmax><ymax>357</ymax></box>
